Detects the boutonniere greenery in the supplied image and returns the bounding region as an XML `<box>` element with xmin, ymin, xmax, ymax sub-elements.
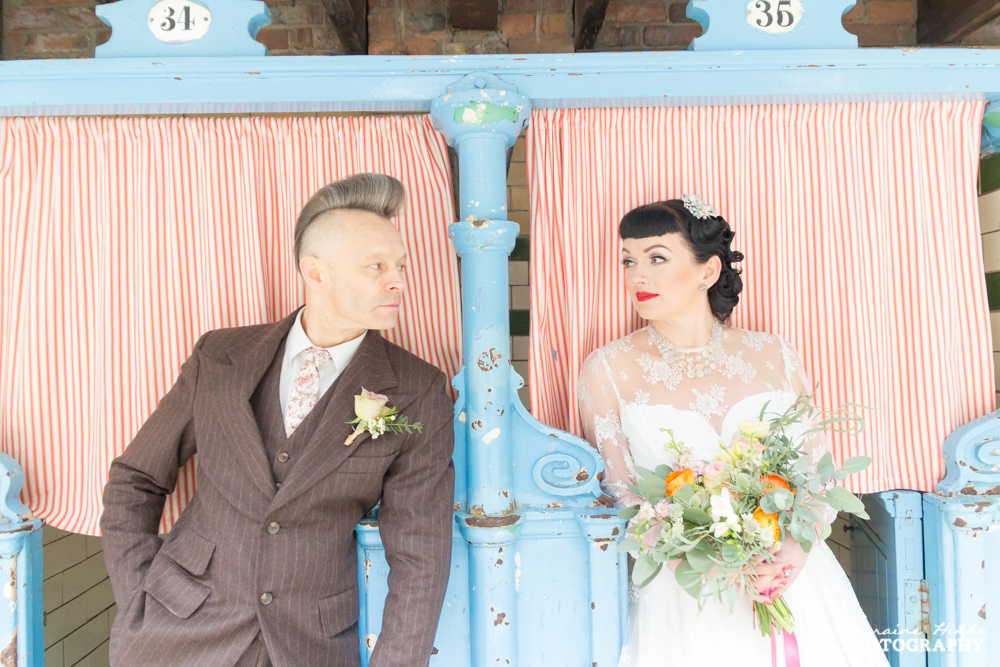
<box><xmin>344</xmin><ymin>388</ymin><xmax>423</xmax><ymax>446</ymax></box>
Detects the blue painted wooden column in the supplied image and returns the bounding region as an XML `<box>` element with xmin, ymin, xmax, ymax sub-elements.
<box><xmin>431</xmin><ymin>72</ymin><xmax>530</xmax><ymax>667</ymax></box>
<box><xmin>429</xmin><ymin>72</ymin><xmax>627</xmax><ymax>667</ymax></box>
<box><xmin>0</xmin><ymin>454</ymin><xmax>44</xmax><ymax>667</ymax></box>
<box><xmin>922</xmin><ymin>410</ymin><xmax>1000</xmax><ymax>666</ymax></box>
<box><xmin>432</xmin><ymin>72</ymin><xmax>528</xmax><ymax>517</ymax></box>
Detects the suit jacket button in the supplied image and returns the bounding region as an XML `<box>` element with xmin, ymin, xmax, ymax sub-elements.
<box><xmin>278</xmin><ymin>452</ymin><xmax>290</xmax><ymax>463</ymax></box>
<box><xmin>260</xmin><ymin>592</ymin><xmax>273</xmax><ymax>606</ymax></box>
<box><xmin>267</xmin><ymin>521</ymin><xmax>280</xmax><ymax>535</ymax></box>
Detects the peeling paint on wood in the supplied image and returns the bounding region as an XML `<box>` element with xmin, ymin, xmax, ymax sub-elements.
<box><xmin>0</xmin><ymin>627</ymin><xmax>15</xmax><ymax>667</ymax></box>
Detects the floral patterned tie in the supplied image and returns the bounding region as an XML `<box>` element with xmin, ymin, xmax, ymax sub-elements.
<box><xmin>284</xmin><ymin>347</ymin><xmax>333</xmax><ymax>437</ymax></box>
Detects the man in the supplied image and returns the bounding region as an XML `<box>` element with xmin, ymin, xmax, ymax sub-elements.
<box><xmin>101</xmin><ymin>173</ymin><xmax>455</xmax><ymax>667</ymax></box>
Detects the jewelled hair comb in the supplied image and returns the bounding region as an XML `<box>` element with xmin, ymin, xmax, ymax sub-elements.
<box><xmin>681</xmin><ymin>194</ymin><xmax>719</xmax><ymax>220</ymax></box>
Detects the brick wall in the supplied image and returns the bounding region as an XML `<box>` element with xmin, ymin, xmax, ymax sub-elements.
<box><xmin>7</xmin><ymin>0</ymin><xmax>1000</xmax><ymax>59</ymax></box>
<box><xmin>253</xmin><ymin>0</ymin><xmax>345</xmax><ymax>56</ymax></box>
<box><xmin>0</xmin><ymin>0</ymin><xmax>109</xmax><ymax>60</ymax></box>
<box><xmin>43</xmin><ymin>527</ymin><xmax>115</xmax><ymax>667</ymax></box>
<box><xmin>366</xmin><ymin>0</ymin><xmax>571</xmax><ymax>55</ymax></box>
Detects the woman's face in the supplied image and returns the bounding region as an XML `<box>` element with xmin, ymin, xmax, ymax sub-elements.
<box><xmin>621</xmin><ymin>232</ymin><xmax>719</xmax><ymax>322</ymax></box>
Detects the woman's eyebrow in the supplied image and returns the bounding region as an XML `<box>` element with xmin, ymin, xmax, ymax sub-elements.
<box><xmin>643</xmin><ymin>244</ymin><xmax>669</xmax><ymax>253</ymax></box>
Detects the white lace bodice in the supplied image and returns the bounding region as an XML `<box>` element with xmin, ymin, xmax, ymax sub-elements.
<box><xmin>578</xmin><ymin>325</ymin><xmax>832</xmax><ymax>512</ymax></box>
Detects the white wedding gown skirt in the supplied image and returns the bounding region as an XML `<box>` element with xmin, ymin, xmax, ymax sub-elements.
<box><xmin>619</xmin><ymin>538</ymin><xmax>890</xmax><ymax>666</ymax></box>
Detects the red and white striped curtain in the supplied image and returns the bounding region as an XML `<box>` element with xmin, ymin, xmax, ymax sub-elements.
<box><xmin>0</xmin><ymin>115</ymin><xmax>461</xmax><ymax>535</ymax></box>
<box><xmin>527</xmin><ymin>102</ymin><xmax>993</xmax><ymax>493</ymax></box>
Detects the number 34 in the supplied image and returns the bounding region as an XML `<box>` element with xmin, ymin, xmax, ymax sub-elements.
<box><xmin>754</xmin><ymin>0</ymin><xmax>796</xmax><ymax>28</ymax></box>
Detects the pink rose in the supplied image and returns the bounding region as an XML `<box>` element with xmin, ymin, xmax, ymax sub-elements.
<box><xmin>703</xmin><ymin>460</ymin><xmax>726</xmax><ymax>491</ymax></box>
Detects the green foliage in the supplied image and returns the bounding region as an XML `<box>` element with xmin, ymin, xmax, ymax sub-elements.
<box><xmin>632</xmin><ymin>553</ymin><xmax>662</xmax><ymax>588</ymax></box>
<box><xmin>683</xmin><ymin>507</ymin><xmax>712</xmax><ymax>526</ymax></box>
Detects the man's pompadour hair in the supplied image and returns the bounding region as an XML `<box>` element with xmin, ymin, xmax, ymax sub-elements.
<box><xmin>293</xmin><ymin>173</ymin><xmax>406</xmax><ymax>267</ymax></box>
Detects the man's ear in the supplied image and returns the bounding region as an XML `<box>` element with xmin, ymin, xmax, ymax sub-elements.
<box><xmin>299</xmin><ymin>255</ymin><xmax>325</xmax><ymax>290</ymax></box>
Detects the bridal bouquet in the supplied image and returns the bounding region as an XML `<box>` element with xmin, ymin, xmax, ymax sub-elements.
<box><xmin>616</xmin><ymin>395</ymin><xmax>871</xmax><ymax>638</ymax></box>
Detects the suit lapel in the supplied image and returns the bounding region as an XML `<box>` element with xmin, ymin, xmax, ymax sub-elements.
<box><xmin>269</xmin><ymin>331</ymin><xmax>399</xmax><ymax>512</ymax></box>
<box><xmin>198</xmin><ymin>310</ymin><xmax>299</xmax><ymax>504</ymax></box>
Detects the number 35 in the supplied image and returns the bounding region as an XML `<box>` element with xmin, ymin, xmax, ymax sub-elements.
<box><xmin>754</xmin><ymin>0</ymin><xmax>796</xmax><ymax>28</ymax></box>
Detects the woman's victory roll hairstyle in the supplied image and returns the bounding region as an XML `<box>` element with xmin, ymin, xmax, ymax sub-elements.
<box><xmin>294</xmin><ymin>173</ymin><xmax>406</xmax><ymax>268</ymax></box>
<box><xmin>619</xmin><ymin>199</ymin><xmax>745</xmax><ymax>324</ymax></box>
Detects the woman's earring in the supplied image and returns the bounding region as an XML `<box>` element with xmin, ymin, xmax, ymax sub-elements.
<box><xmin>699</xmin><ymin>284</ymin><xmax>708</xmax><ymax>292</ymax></box>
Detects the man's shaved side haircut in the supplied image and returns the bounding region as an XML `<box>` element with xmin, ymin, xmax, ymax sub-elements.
<box><xmin>294</xmin><ymin>173</ymin><xmax>406</xmax><ymax>268</ymax></box>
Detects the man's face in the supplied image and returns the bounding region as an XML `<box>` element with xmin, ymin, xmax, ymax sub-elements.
<box><xmin>300</xmin><ymin>209</ymin><xmax>408</xmax><ymax>332</ymax></box>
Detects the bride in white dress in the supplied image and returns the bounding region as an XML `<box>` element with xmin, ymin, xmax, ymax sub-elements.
<box><xmin>578</xmin><ymin>197</ymin><xmax>890</xmax><ymax>666</ymax></box>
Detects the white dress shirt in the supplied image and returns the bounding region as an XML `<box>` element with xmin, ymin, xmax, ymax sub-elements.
<box><xmin>278</xmin><ymin>310</ymin><xmax>367</xmax><ymax>420</ymax></box>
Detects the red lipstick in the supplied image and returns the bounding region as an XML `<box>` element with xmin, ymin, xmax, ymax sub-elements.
<box><xmin>635</xmin><ymin>292</ymin><xmax>658</xmax><ymax>302</ymax></box>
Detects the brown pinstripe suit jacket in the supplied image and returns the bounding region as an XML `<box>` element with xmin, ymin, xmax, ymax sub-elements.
<box><xmin>100</xmin><ymin>311</ymin><xmax>455</xmax><ymax>667</ymax></box>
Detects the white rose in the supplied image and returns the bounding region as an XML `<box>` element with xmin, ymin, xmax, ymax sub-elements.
<box><xmin>355</xmin><ymin>388</ymin><xmax>389</xmax><ymax>421</ymax></box>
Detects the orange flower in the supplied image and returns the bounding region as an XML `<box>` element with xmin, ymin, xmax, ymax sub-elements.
<box><xmin>760</xmin><ymin>475</ymin><xmax>791</xmax><ymax>494</ymax></box>
<box><xmin>665</xmin><ymin>469</ymin><xmax>695</xmax><ymax>497</ymax></box>
<box><xmin>753</xmin><ymin>507</ymin><xmax>781</xmax><ymax>542</ymax></box>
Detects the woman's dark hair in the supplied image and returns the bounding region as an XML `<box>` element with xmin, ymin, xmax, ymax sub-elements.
<box><xmin>619</xmin><ymin>199</ymin><xmax>744</xmax><ymax>324</ymax></box>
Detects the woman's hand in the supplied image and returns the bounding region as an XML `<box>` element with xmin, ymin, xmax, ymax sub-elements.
<box><xmin>751</xmin><ymin>539</ymin><xmax>810</xmax><ymax>599</ymax></box>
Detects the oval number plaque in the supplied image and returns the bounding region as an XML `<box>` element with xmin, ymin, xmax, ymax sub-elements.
<box><xmin>147</xmin><ymin>0</ymin><xmax>212</xmax><ymax>43</ymax></box>
<box><xmin>747</xmin><ymin>0</ymin><xmax>804</xmax><ymax>35</ymax></box>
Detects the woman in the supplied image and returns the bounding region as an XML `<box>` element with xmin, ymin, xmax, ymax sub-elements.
<box><xmin>578</xmin><ymin>197</ymin><xmax>889</xmax><ymax>666</ymax></box>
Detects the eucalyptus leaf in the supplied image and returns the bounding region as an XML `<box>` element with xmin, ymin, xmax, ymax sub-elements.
<box><xmin>817</xmin><ymin>452</ymin><xmax>835</xmax><ymax>483</ymax></box>
<box><xmin>683</xmin><ymin>507</ymin><xmax>712</xmax><ymax>526</ymax></box>
<box><xmin>674</xmin><ymin>561</ymin><xmax>704</xmax><ymax>598</ymax></box>
<box><xmin>719</xmin><ymin>542</ymin><xmax>741</xmax><ymax>562</ymax></box>
<box><xmin>616</xmin><ymin>539</ymin><xmax>640</xmax><ymax>553</ymax></box>
<box><xmin>644</xmin><ymin>490</ymin><xmax>666</xmax><ymax>504</ymax></box>
<box><xmin>654</xmin><ymin>464</ymin><xmax>674</xmax><ymax>479</ymax></box>
<box><xmin>686</xmin><ymin>545</ymin><xmax>715</xmax><ymax>573</ymax></box>
<box><xmin>618</xmin><ymin>506</ymin><xmax>639</xmax><ymax>520</ymax></box>
<box><xmin>771</xmin><ymin>488</ymin><xmax>794</xmax><ymax>511</ymax></box>
<box><xmin>818</xmin><ymin>522</ymin><xmax>832</xmax><ymax>541</ymax></box>
<box><xmin>632</xmin><ymin>554</ymin><xmax>662</xmax><ymax>589</ymax></box>
<box><xmin>840</xmin><ymin>456</ymin><xmax>872</xmax><ymax>474</ymax></box>
<box><xmin>759</xmin><ymin>494</ymin><xmax>778</xmax><ymax>514</ymax></box>
<box><xmin>634</xmin><ymin>466</ymin><xmax>659</xmax><ymax>480</ymax></box>
<box><xmin>826</xmin><ymin>486</ymin><xmax>866</xmax><ymax>514</ymax></box>
<box><xmin>673</xmin><ymin>485</ymin><xmax>696</xmax><ymax>504</ymax></box>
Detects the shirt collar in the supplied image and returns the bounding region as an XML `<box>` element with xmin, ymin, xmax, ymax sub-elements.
<box><xmin>285</xmin><ymin>309</ymin><xmax>367</xmax><ymax>372</ymax></box>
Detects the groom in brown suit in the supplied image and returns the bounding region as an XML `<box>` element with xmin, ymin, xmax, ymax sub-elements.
<box><xmin>101</xmin><ymin>174</ymin><xmax>455</xmax><ymax>667</ymax></box>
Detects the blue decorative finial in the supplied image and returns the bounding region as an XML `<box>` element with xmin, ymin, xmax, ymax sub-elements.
<box><xmin>430</xmin><ymin>73</ymin><xmax>531</xmax><ymax>160</ymax></box>
<box><xmin>687</xmin><ymin>0</ymin><xmax>858</xmax><ymax>51</ymax></box>
<box><xmin>0</xmin><ymin>453</ymin><xmax>32</xmax><ymax>525</ymax></box>
<box><xmin>936</xmin><ymin>409</ymin><xmax>1000</xmax><ymax>497</ymax></box>
<box><xmin>96</xmin><ymin>0</ymin><xmax>270</xmax><ymax>58</ymax></box>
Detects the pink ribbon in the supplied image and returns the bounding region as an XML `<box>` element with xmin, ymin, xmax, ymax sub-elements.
<box><xmin>770</xmin><ymin>627</ymin><xmax>801</xmax><ymax>667</ymax></box>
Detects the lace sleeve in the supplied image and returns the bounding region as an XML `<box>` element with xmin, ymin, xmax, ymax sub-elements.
<box><xmin>578</xmin><ymin>350</ymin><xmax>643</xmax><ymax>508</ymax></box>
<box><xmin>778</xmin><ymin>337</ymin><xmax>837</xmax><ymax>525</ymax></box>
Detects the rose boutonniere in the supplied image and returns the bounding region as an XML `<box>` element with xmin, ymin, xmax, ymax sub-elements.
<box><xmin>344</xmin><ymin>388</ymin><xmax>423</xmax><ymax>446</ymax></box>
